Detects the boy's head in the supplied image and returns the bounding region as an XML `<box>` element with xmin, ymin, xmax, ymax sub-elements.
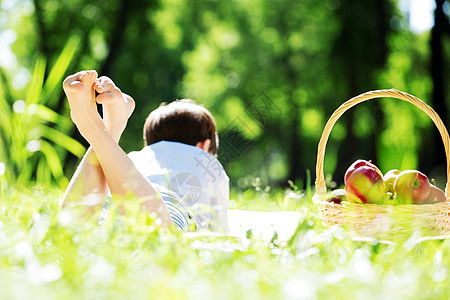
<box><xmin>143</xmin><ymin>99</ymin><xmax>218</xmax><ymax>155</ymax></box>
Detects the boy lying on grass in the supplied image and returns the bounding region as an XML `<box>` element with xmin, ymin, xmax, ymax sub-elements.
<box><xmin>60</xmin><ymin>70</ymin><xmax>229</xmax><ymax>232</ymax></box>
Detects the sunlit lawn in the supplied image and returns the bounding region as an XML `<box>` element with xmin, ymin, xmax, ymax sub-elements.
<box><xmin>1</xmin><ymin>180</ymin><xmax>449</xmax><ymax>300</ymax></box>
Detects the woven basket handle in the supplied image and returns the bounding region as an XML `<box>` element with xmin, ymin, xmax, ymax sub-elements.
<box><xmin>315</xmin><ymin>89</ymin><xmax>450</xmax><ymax>201</ymax></box>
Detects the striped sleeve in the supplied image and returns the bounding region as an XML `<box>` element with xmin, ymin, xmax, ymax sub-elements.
<box><xmin>98</xmin><ymin>186</ymin><xmax>193</xmax><ymax>232</ymax></box>
<box><xmin>154</xmin><ymin>185</ymin><xmax>193</xmax><ymax>232</ymax></box>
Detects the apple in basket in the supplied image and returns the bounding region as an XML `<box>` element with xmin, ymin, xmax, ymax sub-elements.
<box><xmin>345</xmin><ymin>165</ymin><xmax>385</xmax><ymax>204</ymax></box>
<box><xmin>344</xmin><ymin>159</ymin><xmax>383</xmax><ymax>184</ymax></box>
<box><xmin>393</xmin><ymin>170</ymin><xmax>431</xmax><ymax>204</ymax></box>
<box><xmin>423</xmin><ymin>184</ymin><xmax>447</xmax><ymax>204</ymax></box>
<box><xmin>383</xmin><ymin>169</ymin><xmax>401</xmax><ymax>193</ymax></box>
<box><xmin>326</xmin><ymin>189</ymin><xmax>347</xmax><ymax>204</ymax></box>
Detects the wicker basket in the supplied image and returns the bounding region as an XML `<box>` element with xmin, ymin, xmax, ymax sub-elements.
<box><xmin>313</xmin><ymin>89</ymin><xmax>450</xmax><ymax>239</ymax></box>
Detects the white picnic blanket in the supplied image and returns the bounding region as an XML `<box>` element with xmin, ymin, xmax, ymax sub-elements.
<box><xmin>187</xmin><ymin>210</ymin><xmax>450</xmax><ymax>250</ymax></box>
<box><xmin>227</xmin><ymin>209</ymin><xmax>302</xmax><ymax>244</ymax></box>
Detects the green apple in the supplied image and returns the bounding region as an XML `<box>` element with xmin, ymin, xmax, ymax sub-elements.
<box><xmin>383</xmin><ymin>169</ymin><xmax>401</xmax><ymax>193</ymax></box>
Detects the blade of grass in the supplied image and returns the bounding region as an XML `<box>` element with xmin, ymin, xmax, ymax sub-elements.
<box><xmin>41</xmin><ymin>35</ymin><xmax>81</xmax><ymax>106</ymax></box>
<box><xmin>39</xmin><ymin>140</ymin><xmax>68</xmax><ymax>187</ymax></box>
<box><xmin>35</xmin><ymin>104</ymin><xmax>73</xmax><ymax>130</ymax></box>
<box><xmin>40</xmin><ymin>126</ymin><xmax>85</xmax><ymax>158</ymax></box>
<box><xmin>25</xmin><ymin>56</ymin><xmax>46</xmax><ymax>105</ymax></box>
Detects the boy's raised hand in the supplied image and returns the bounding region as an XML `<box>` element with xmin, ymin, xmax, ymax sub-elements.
<box><xmin>94</xmin><ymin>76</ymin><xmax>135</xmax><ymax>142</ymax></box>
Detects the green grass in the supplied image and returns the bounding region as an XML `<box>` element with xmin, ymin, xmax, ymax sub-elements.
<box><xmin>1</xmin><ymin>181</ymin><xmax>449</xmax><ymax>300</ymax></box>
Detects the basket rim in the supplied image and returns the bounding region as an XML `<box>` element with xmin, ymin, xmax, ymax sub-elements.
<box><xmin>314</xmin><ymin>197</ymin><xmax>450</xmax><ymax>209</ymax></box>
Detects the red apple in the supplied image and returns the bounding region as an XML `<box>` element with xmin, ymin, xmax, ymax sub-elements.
<box><xmin>344</xmin><ymin>159</ymin><xmax>383</xmax><ymax>184</ymax></box>
<box><xmin>383</xmin><ymin>169</ymin><xmax>401</xmax><ymax>193</ymax></box>
<box><xmin>420</xmin><ymin>185</ymin><xmax>446</xmax><ymax>204</ymax></box>
<box><xmin>345</xmin><ymin>166</ymin><xmax>385</xmax><ymax>203</ymax></box>
<box><xmin>394</xmin><ymin>170</ymin><xmax>431</xmax><ymax>204</ymax></box>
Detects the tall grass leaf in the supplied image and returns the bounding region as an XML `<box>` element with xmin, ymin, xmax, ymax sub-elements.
<box><xmin>35</xmin><ymin>104</ymin><xmax>72</xmax><ymax>130</ymax></box>
<box><xmin>36</xmin><ymin>156</ymin><xmax>52</xmax><ymax>185</ymax></box>
<box><xmin>0</xmin><ymin>78</ymin><xmax>10</xmax><ymax>112</ymax></box>
<box><xmin>16</xmin><ymin>157</ymin><xmax>35</xmax><ymax>184</ymax></box>
<box><xmin>0</xmin><ymin>37</ymin><xmax>79</xmax><ymax>187</ymax></box>
<box><xmin>41</xmin><ymin>126</ymin><xmax>85</xmax><ymax>158</ymax></box>
<box><xmin>0</xmin><ymin>74</ymin><xmax>12</xmax><ymax>158</ymax></box>
<box><xmin>0</xmin><ymin>67</ymin><xmax>13</xmax><ymax>107</ymax></box>
<box><xmin>39</xmin><ymin>140</ymin><xmax>68</xmax><ymax>187</ymax></box>
<box><xmin>41</xmin><ymin>36</ymin><xmax>80</xmax><ymax>106</ymax></box>
<box><xmin>0</xmin><ymin>108</ymin><xmax>11</xmax><ymax>158</ymax></box>
<box><xmin>305</xmin><ymin>169</ymin><xmax>311</xmax><ymax>199</ymax></box>
<box><xmin>25</xmin><ymin>57</ymin><xmax>46</xmax><ymax>105</ymax></box>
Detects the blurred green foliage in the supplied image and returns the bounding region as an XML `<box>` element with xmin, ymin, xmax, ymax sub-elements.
<box><xmin>0</xmin><ymin>0</ymin><xmax>448</xmax><ymax>189</ymax></box>
<box><xmin>0</xmin><ymin>37</ymin><xmax>85</xmax><ymax>187</ymax></box>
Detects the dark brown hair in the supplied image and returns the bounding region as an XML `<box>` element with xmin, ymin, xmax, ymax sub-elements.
<box><xmin>143</xmin><ymin>99</ymin><xmax>218</xmax><ymax>155</ymax></box>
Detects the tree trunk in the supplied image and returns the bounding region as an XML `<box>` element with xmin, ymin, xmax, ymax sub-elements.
<box><xmin>287</xmin><ymin>96</ymin><xmax>302</xmax><ymax>183</ymax></box>
<box><xmin>420</xmin><ymin>0</ymin><xmax>449</xmax><ymax>174</ymax></box>
<box><xmin>32</xmin><ymin>0</ymin><xmax>50</xmax><ymax>77</ymax></box>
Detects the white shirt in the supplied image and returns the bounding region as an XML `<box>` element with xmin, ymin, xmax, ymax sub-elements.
<box><xmin>128</xmin><ymin>141</ymin><xmax>229</xmax><ymax>232</ymax></box>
